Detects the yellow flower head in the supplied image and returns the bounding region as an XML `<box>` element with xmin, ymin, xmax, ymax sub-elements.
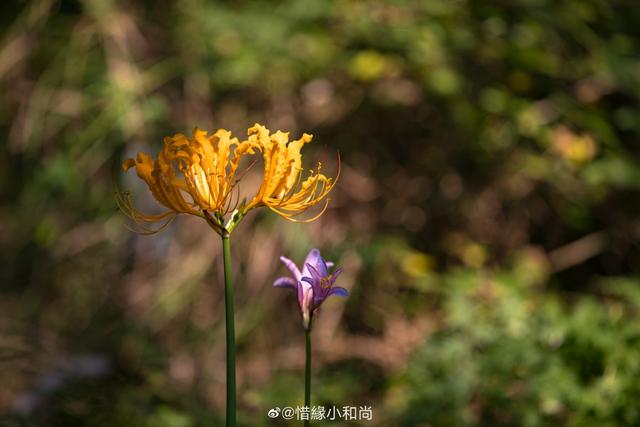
<box><xmin>244</xmin><ymin>124</ymin><xmax>339</xmax><ymax>222</ymax></box>
<box><xmin>117</xmin><ymin>127</ymin><xmax>256</xmax><ymax>234</ymax></box>
<box><xmin>118</xmin><ymin>124</ymin><xmax>338</xmax><ymax>234</ymax></box>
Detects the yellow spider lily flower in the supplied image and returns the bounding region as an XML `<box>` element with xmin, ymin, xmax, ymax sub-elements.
<box><xmin>243</xmin><ymin>124</ymin><xmax>339</xmax><ymax>222</ymax></box>
<box><xmin>118</xmin><ymin>123</ymin><xmax>338</xmax><ymax>234</ymax></box>
<box><xmin>117</xmin><ymin>127</ymin><xmax>256</xmax><ymax>234</ymax></box>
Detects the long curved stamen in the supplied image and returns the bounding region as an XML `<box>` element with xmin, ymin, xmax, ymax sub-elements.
<box><xmin>115</xmin><ymin>190</ymin><xmax>178</xmax><ymax>235</ymax></box>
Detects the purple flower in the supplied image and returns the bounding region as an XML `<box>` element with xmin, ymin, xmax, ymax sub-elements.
<box><xmin>274</xmin><ymin>249</ymin><xmax>348</xmax><ymax>329</ymax></box>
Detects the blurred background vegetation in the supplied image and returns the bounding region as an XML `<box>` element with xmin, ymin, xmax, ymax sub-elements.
<box><xmin>1</xmin><ymin>0</ymin><xmax>640</xmax><ymax>426</ymax></box>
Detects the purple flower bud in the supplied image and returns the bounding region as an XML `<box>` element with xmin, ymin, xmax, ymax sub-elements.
<box><xmin>274</xmin><ymin>249</ymin><xmax>348</xmax><ymax>330</ymax></box>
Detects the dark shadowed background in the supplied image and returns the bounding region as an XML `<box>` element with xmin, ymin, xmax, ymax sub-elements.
<box><xmin>1</xmin><ymin>0</ymin><xmax>640</xmax><ymax>426</ymax></box>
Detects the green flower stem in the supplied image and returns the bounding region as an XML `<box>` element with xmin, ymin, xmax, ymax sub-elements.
<box><xmin>222</xmin><ymin>234</ymin><xmax>236</xmax><ymax>427</ymax></box>
<box><xmin>305</xmin><ymin>328</ymin><xmax>312</xmax><ymax>427</ymax></box>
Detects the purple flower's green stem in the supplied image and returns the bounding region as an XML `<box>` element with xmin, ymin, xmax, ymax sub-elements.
<box><xmin>305</xmin><ymin>328</ymin><xmax>311</xmax><ymax>427</ymax></box>
<box><xmin>222</xmin><ymin>234</ymin><xmax>236</xmax><ymax>427</ymax></box>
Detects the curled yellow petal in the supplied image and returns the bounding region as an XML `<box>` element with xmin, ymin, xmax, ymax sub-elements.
<box><xmin>244</xmin><ymin>124</ymin><xmax>338</xmax><ymax>221</ymax></box>
<box><xmin>122</xmin><ymin>158</ymin><xmax>136</xmax><ymax>171</ymax></box>
<box><xmin>119</xmin><ymin>127</ymin><xmax>258</xmax><ymax>233</ymax></box>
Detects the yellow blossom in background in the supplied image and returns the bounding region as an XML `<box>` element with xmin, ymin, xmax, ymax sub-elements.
<box><xmin>349</xmin><ymin>50</ymin><xmax>389</xmax><ymax>81</ymax></box>
<box><xmin>244</xmin><ymin>123</ymin><xmax>339</xmax><ymax>222</ymax></box>
<box><xmin>118</xmin><ymin>127</ymin><xmax>257</xmax><ymax>233</ymax></box>
<box><xmin>550</xmin><ymin>126</ymin><xmax>598</xmax><ymax>165</ymax></box>
<box><xmin>401</xmin><ymin>251</ymin><xmax>435</xmax><ymax>278</ymax></box>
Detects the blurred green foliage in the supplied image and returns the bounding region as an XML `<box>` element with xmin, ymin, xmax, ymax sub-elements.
<box><xmin>398</xmin><ymin>272</ymin><xmax>640</xmax><ymax>427</ymax></box>
<box><xmin>1</xmin><ymin>0</ymin><xmax>639</xmax><ymax>426</ymax></box>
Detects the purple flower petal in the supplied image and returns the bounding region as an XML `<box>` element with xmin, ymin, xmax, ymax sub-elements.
<box><xmin>302</xmin><ymin>249</ymin><xmax>321</xmax><ymax>278</ymax></box>
<box><xmin>329</xmin><ymin>267</ymin><xmax>343</xmax><ymax>283</ymax></box>
<box><xmin>318</xmin><ymin>255</ymin><xmax>329</xmax><ymax>277</ymax></box>
<box><xmin>279</xmin><ymin>256</ymin><xmax>301</xmax><ymax>281</ymax></box>
<box><xmin>296</xmin><ymin>281</ymin><xmax>305</xmax><ymax>309</ymax></box>
<box><xmin>305</xmin><ymin>264</ymin><xmax>326</xmax><ymax>300</ymax></box>
<box><xmin>273</xmin><ymin>277</ymin><xmax>297</xmax><ymax>289</ymax></box>
<box><xmin>305</xmin><ymin>263</ymin><xmax>322</xmax><ymax>282</ymax></box>
<box><xmin>301</xmin><ymin>275</ymin><xmax>322</xmax><ymax>303</ymax></box>
<box><xmin>304</xmin><ymin>249</ymin><xmax>321</xmax><ymax>266</ymax></box>
<box><xmin>328</xmin><ymin>286</ymin><xmax>349</xmax><ymax>297</ymax></box>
